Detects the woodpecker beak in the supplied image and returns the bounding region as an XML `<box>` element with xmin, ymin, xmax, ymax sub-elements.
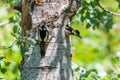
<box><xmin>78</xmin><ymin>35</ymin><xmax>82</xmax><ymax>38</ymax></box>
<box><xmin>74</xmin><ymin>30</ymin><xmax>82</xmax><ymax>38</ymax></box>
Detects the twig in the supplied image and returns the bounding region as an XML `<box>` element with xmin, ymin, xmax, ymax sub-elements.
<box><xmin>108</xmin><ymin>11</ymin><xmax>120</xmax><ymax>16</ymax></box>
<box><xmin>0</xmin><ymin>20</ymin><xmax>9</xmax><ymax>27</ymax></box>
<box><xmin>95</xmin><ymin>0</ymin><xmax>120</xmax><ymax>16</ymax></box>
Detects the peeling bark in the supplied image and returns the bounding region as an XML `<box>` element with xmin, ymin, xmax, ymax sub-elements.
<box><xmin>14</xmin><ymin>0</ymin><xmax>81</xmax><ymax>80</ymax></box>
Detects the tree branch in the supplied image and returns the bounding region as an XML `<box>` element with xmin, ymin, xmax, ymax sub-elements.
<box><xmin>13</xmin><ymin>0</ymin><xmax>22</xmax><ymax>12</ymax></box>
<box><xmin>95</xmin><ymin>0</ymin><xmax>120</xmax><ymax>16</ymax></box>
<box><xmin>0</xmin><ymin>20</ymin><xmax>9</xmax><ymax>27</ymax></box>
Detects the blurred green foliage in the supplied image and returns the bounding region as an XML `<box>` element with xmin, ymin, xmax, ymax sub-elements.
<box><xmin>71</xmin><ymin>0</ymin><xmax>120</xmax><ymax>79</ymax></box>
<box><xmin>0</xmin><ymin>0</ymin><xmax>21</xmax><ymax>80</ymax></box>
<box><xmin>0</xmin><ymin>0</ymin><xmax>120</xmax><ymax>80</ymax></box>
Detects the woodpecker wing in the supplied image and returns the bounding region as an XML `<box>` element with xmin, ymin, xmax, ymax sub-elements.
<box><xmin>40</xmin><ymin>43</ymin><xmax>46</xmax><ymax>58</ymax></box>
<box><xmin>43</xmin><ymin>30</ymin><xmax>49</xmax><ymax>42</ymax></box>
<box><xmin>65</xmin><ymin>25</ymin><xmax>74</xmax><ymax>34</ymax></box>
<box><xmin>38</xmin><ymin>24</ymin><xmax>49</xmax><ymax>42</ymax></box>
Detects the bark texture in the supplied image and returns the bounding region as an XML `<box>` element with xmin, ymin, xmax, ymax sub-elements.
<box><xmin>18</xmin><ymin>0</ymin><xmax>81</xmax><ymax>80</ymax></box>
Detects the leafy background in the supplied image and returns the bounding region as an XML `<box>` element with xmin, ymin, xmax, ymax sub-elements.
<box><xmin>0</xmin><ymin>0</ymin><xmax>120</xmax><ymax>80</ymax></box>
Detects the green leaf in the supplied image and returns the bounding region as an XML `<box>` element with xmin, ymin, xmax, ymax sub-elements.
<box><xmin>118</xmin><ymin>74</ymin><xmax>120</xmax><ymax>78</ymax></box>
<box><xmin>0</xmin><ymin>56</ymin><xmax>5</xmax><ymax>61</ymax></box>
<box><xmin>74</xmin><ymin>67</ymin><xmax>80</xmax><ymax>72</ymax></box>
<box><xmin>91</xmin><ymin>69</ymin><xmax>98</xmax><ymax>74</ymax></box>
<box><xmin>0</xmin><ymin>78</ymin><xmax>5</xmax><ymax>80</ymax></box>
<box><xmin>79</xmin><ymin>7</ymin><xmax>85</xmax><ymax>14</ymax></box>
<box><xmin>13</xmin><ymin>24</ymin><xmax>18</xmax><ymax>33</ymax></box>
<box><xmin>104</xmin><ymin>21</ymin><xmax>113</xmax><ymax>32</ymax></box>
<box><xmin>1</xmin><ymin>68</ymin><xmax>7</xmax><ymax>74</ymax></box>
<box><xmin>9</xmin><ymin>17</ymin><xmax>15</xmax><ymax>23</ymax></box>
<box><xmin>81</xmin><ymin>16</ymin><xmax>85</xmax><ymax>22</ymax></box>
<box><xmin>21</xmin><ymin>48</ymin><xmax>28</xmax><ymax>56</ymax></box>
<box><xmin>86</xmin><ymin>23</ymin><xmax>91</xmax><ymax>29</ymax></box>
<box><xmin>116</xmin><ymin>0</ymin><xmax>120</xmax><ymax>8</ymax></box>
<box><xmin>5</xmin><ymin>62</ymin><xmax>11</xmax><ymax>66</ymax></box>
<box><xmin>111</xmin><ymin>57</ymin><xmax>119</xmax><ymax>65</ymax></box>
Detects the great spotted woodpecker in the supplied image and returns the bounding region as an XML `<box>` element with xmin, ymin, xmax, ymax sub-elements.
<box><xmin>38</xmin><ymin>21</ymin><xmax>49</xmax><ymax>57</ymax></box>
<box><xmin>65</xmin><ymin>25</ymin><xmax>82</xmax><ymax>38</ymax></box>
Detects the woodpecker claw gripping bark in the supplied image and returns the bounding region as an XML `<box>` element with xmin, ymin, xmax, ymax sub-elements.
<box><xmin>38</xmin><ymin>21</ymin><xmax>49</xmax><ymax>58</ymax></box>
<box><xmin>65</xmin><ymin>25</ymin><xmax>82</xmax><ymax>38</ymax></box>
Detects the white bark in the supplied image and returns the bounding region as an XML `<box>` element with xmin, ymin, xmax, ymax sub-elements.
<box><xmin>19</xmin><ymin>0</ymin><xmax>81</xmax><ymax>80</ymax></box>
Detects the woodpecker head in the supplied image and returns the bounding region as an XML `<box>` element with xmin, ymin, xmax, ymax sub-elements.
<box><xmin>65</xmin><ymin>25</ymin><xmax>74</xmax><ymax>34</ymax></box>
<box><xmin>65</xmin><ymin>25</ymin><xmax>82</xmax><ymax>38</ymax></box>
<box><xmin>73</xmin><ymin>30</ymin><xmax>80</xmax><ymax>34</ymax></box>
<box><xmin>39</xmin><ymin>21</ymin><xmax>47</xmax><ymax>31</ymax></box>
<box><xmin>38</xmin><ymin>21</ymin><xmax>49</xmax><ymax>42</ymax></box>
<box><xmin>73</xmin><ymin>30</ymin><xmax>82</xmax><ymax>38</ymax></box>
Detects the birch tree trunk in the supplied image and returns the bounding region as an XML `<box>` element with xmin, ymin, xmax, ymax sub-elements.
<box><xmin>15</xmin><ymin>0</ymin><xmax>81</xmax><ymax>80</ymax></box>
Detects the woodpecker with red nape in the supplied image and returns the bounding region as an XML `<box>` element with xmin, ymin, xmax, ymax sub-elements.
<box><xmin>38</xmin><ymin>21</ymin><xmax>49</xmax><ymax>58</ymax></box>
<box><xmin>65</xmin><ymin>25</ymin><xmax>82</xmax><ymax>38</ymax></box>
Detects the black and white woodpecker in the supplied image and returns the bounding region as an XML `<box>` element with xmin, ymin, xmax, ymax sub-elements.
<box><xmin>65</xmin><ymin>25</ymin><xmax>82</xmax><ymax>38</ymax></box>
<box><xmin>38</xmin><ymin>21</ymin><xmax>49</xmax><ymax>57</ymax></box>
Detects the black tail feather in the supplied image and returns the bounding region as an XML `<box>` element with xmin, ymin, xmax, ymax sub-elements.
<box><xmin>40</xmin><ymin>44</ymin><xmax>46</xmax><ymax>58</ymax></box>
